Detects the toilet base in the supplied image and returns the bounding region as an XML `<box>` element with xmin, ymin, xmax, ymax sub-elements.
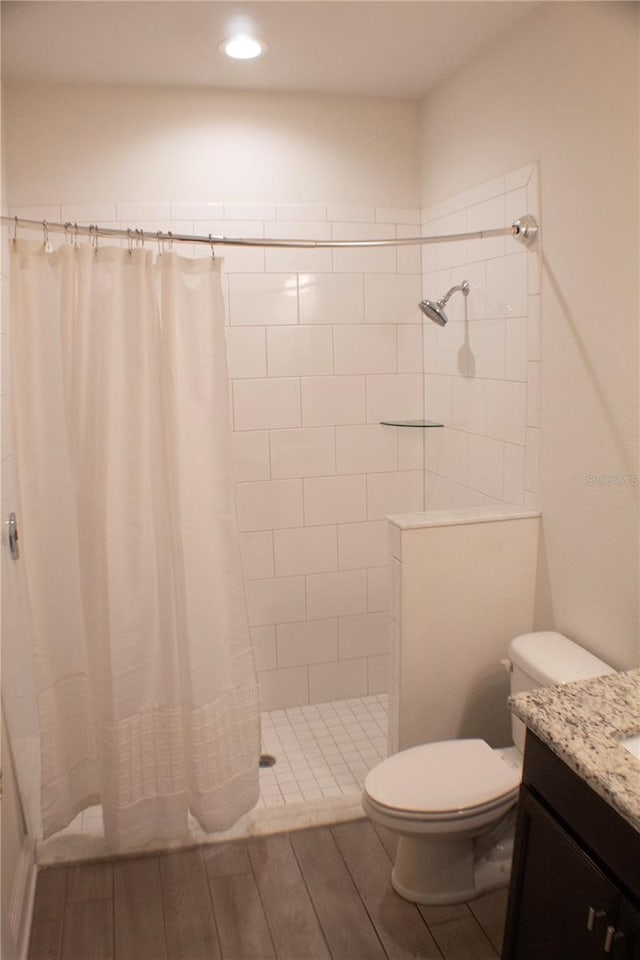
<box><xmin>390</xmin><ymin>834</ymin><xmax>513</xmax><ymax>906</ymax></box>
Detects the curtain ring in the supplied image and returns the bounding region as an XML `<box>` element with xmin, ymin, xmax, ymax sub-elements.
<box><xmin>208</xmin><ymin>234</ymin><xmax>216</xmax><ymax>260</ymax></box>
<box><xmin>167</xmin><ymin>231</ymin><xmax>173</xmax><ymax>251</ymax></box>
<box><xmin>90</xmin><ymin>224</ymin><xmax>99</xmax><ymax>251</ymax></box>
<box><xmin>12</xmin><ymin>215</ymin><xmax>18</xmax><ymax>243</ymax></box>
<box><xmin>136</xmin><ymin>228</ymin><xmax>145</xmax><ymax>248</ymax></box>
<box><xmin>64</xmin><ymin>222</ymin><xmax>71</xmax><ymax>244</ymax></box>
<box><xmin>73</xmin><ymin>222</ymin><xmax>79</xmax><ymax>247</ymax></box>
<box><xmin>156</xmin><ymin>230</ymin><xmax>163</xmax><ymax>256</ymax></box>
<box><xmin>42</xmin><ymin>220</ymin><xmax>49</xmax><ymax>248</ymax></box>
<box><xmin>127</xmin><ymin>228</ymin><xmax>134</xmax><ymax>255</ymax></box>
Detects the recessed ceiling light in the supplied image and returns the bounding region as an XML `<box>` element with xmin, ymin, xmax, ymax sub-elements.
<box><xmin>220</xmin><ymin>34</ymin><xmax>266</xmax><ymax>60</ymax></box>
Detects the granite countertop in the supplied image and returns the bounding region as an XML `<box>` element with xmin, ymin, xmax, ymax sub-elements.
<box><xmin>510</xmin><ymin>669</ymin><xmax>640</xmax><ymax>832</ymax></box>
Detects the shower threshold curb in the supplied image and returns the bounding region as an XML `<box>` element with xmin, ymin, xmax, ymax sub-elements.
<box><xmin>35</xmin><ymin>795</ymin><xmax>367</xmax><ymax>867</ymax></box>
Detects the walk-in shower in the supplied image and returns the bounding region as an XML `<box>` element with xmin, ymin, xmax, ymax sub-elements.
<box><xmin>2</xmin><ymin>207</ymin><xmax>540</xmax><ymax>863</ymax></box>
<box><xmin>419</xmin><ymin>280</ymin><xmax>470</xmax><ymax>327</ymax></box>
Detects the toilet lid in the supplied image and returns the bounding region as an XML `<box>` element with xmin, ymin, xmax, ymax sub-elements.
<box><xmin>364</xmin><ymin>739</ymin><xmax>521</xmax><ymax>815</ymax></box>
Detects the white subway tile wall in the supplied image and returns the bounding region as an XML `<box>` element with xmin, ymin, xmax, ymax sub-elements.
<box><xmin>421</xmin><ymin>163</ymin><xmax>541</xmax><ymax>511</ymax></box>
<box><xmin>221</xmin><ymin>205</ymin><xmax>423</xmax><ymax>706</ymax></box>
<box><xmin>8</xmin><ymin>175</ymin><xmax>540</xmax><ymax>714</ymax></box>
<box><xmin>99</xmin><ymin>200</ymin><xmax>424</xmax><ymax>708</ymax></box>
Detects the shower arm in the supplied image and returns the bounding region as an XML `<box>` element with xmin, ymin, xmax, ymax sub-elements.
<box><xmin>439</xmin><ymin>281</ymin><xmax>470</xmax><ymax>306</ymax></box>
<box><xmin>1</xmin><ymin>215</ymin><xmax>539</xmax><ymax>251</ymax></box>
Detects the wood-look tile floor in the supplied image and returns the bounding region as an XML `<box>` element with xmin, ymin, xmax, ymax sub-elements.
<box><xmin>28</xmin><ymin>819</ymin><xmax>507</xmax><ymax>960</ymax></box>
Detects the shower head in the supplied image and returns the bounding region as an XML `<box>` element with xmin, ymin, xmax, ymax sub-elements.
<box><xmin>418</xmin><ymin>298</ymin><xmax>449</xmax><ymax>327</ymax></box>
<box><xmin>419</xmin><ymin>280</ymin><xmax>470</xmax><ymax>326</ymax></box>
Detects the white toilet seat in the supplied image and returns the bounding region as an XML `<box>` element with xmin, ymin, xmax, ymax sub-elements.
<box><xmin>363</xmin><ymin>784</ymin><xmax>519</xmax><ymax>824</ymax></box>
<box><xmin>363</xmin><ymin>738</ymin><xmax>521</xmax><ymax>822</ymax></box>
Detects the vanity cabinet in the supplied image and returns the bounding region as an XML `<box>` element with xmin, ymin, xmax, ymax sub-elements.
<box><xmin>503</xmin><ymin>733</ymin><xmax>640</xmax><ymax>959</ymax></box>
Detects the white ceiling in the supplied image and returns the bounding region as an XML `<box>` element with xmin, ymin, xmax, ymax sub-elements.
<box><xmin>1</xmin><ymin>1</ymin><xmax>539</xmax><ymax>99</ymax></box>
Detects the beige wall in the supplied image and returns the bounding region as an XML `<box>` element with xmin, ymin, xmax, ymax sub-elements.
<box><xmin>419</xmin><ymin>1</ymin><xmax>639</xmax><ymax>669</ymax></box>
<box><xmin>5</xmin><ymin>84</ymin><xmax>419</xmax><ymax>206</ymax></box>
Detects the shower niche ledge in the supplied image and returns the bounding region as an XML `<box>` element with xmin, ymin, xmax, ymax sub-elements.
<box><xmin>380</xmin><ymin>420</ymin><xmax>444</xmax><ymax>428</ymax></box>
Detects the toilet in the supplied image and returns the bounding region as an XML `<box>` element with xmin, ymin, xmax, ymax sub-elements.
<box><xmin>362</xmin><ymin>631</ymin><xmax>615</xmax><ymax>905</ymax></box>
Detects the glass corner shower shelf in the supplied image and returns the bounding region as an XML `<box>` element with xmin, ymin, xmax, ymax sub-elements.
<box><xmin>380</xmin><ymin>419</ymin><xmax>444</xmax><ymax>428</ymax></box>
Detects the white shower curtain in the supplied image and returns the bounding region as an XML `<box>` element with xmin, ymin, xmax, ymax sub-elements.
<box><xmin>10</xmin><ymin>239</ymin><xmax>260</xmax><ymax>851</ymax></box>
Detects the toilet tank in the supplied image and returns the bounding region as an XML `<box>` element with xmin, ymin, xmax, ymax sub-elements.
<box><xmin>508</xmin><ymin>631</ymin><xmax>615</xmax><ymax>752</ymax></box>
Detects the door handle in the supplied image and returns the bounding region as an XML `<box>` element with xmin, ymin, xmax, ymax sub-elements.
<box><xmin>604</xmin><ymin>925</ymin><xmax>624</xmax><ymax>954</ymax></box>
<box><xmin>586</xmin><ymin>906</ymin><xmax>606</xmax><ymax>932</ymax></box>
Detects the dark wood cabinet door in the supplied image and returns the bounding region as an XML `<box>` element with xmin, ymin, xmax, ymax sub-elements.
<box><xmin>615</xmin><ymin>899</ymin><xmax>640</xmax><ymax>960</ymax></box>
<box><xmin>505</xmin><ymin>788</ymin><xmax>620</xmax><ymax>960</ymax></box>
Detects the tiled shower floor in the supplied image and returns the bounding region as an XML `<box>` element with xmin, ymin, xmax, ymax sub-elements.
<box><xmin>257</xmin><ymin>693</ymin><xmax>388</xmax><ymax>806</ymax></box>
<box><xmin>37</xmin><ymin>694</ymin><xmax>388</xmax><ymax>864</ymax></box>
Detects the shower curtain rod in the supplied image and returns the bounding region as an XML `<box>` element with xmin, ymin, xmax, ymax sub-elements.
<box><xmin>2</xmin><ymin>214</ymin><xmax>538</xmax><ymax>250</ymax></box>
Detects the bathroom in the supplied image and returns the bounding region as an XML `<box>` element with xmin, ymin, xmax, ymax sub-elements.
<box><xmin>1</xmin><ymin>2</ymin><xmax>638</xmax><ymax>958</ymax></box>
